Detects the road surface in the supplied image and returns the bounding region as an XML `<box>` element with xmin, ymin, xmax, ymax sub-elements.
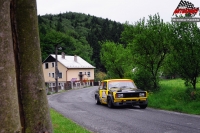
<box><xmin>48</xmin><ymin>86</ymin><xmax>200</xmax><ymax>133</ymax></box>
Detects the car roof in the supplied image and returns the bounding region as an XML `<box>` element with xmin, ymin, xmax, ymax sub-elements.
<box><xmin>102</xmin><ymin>79</ymin><xmax>133</xmax><ymax>82</ymax></box>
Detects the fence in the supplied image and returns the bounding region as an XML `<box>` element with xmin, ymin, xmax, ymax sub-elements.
<box><xmin>46</xmin><ymin>81</ymin><xmax>100</xmax><ymax>94</ymax></box>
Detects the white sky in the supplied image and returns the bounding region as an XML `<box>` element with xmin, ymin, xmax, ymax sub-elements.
<box><xmin>36</xmin><ymin>0</ymin><xmax>200</xmax><ymax>26</ymax></box>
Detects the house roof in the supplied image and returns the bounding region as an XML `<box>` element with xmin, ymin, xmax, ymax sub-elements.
<box><xmin>44</xmin><ymin>54</ymin><xmax>95</xmax><ymax>69</ymax></box>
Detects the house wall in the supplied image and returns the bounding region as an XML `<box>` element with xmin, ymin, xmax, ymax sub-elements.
<box><xmin>43</xmin><ymin>60</ymin><xmax>95</xmax><ymax>89</ymax></box>
<box><xmin>67</xmin><ymin>68</ymin><xmax>94</xmax><ymax>81</ymax></box>
<box><xmin>43</xmin><ymin>62</ymin><xmax>67</xmax><ymax>82</ymax></box>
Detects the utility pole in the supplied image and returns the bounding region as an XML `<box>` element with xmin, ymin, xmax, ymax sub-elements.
<box><xmin>55</xmin><ymin>45</ymin><xmax>62</xmax><ymax>93</ymax></box>
<box><xmin>55</xmin><ymin>45</ymin><xmax>58</xmax><ymax>93</ymax></box>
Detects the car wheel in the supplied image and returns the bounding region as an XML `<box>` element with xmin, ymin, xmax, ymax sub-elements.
<box><xmin>107</xmin><ymin>97</ymin><xmax>114</xmax><ymax>108</ymax></box>
<box><xmin>95</xmin><ymin>95</ymin><xmax>101</xmax><ymax>105</ymax></box>
<box><xmin>139</xmin><ymin>104</ymin><xmax>147</xmax><ymax>109</ymax></box>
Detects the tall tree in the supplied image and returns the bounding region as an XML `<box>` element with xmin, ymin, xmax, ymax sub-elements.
<box><xmin>100</xmin><ymin>41</ymin><xmax>133</xmax><ymax>78</ymax></box>
<box><xmin>122</xmin><ymin>14</ymin><xmax>171</xmax><ymax>90</ymax></box>
<box><xmin>15</xmin><ymin>0</ymin><xmax>52</xmax><ymax>132</ymax></box>
<box><xmin>171</xmin><ymin>22</ymin><xmax>200</xmax><ymax>90</ymax></box>
<box><xmin>0</xmin><ymin>1</ymin><xmax>21</xmax><ymax>132</ymax></box>
<box><xmin>0</xmin><ymin>0</ymin><xmax>53</xmax><ymax>132</ymax></box>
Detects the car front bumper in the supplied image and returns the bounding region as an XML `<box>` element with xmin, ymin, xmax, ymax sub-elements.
<box><xmin>113</xmin><ymin>98</ymin><xmax>148</xmax><ymax>106</ymax></box>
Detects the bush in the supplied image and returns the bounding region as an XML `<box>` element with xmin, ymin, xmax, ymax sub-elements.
<box><xmin>47</xmin><ymin>92</ymin><xmax>52</xmax><ymax>95</ymax></box>
<box><xmin>185</xmin><ymin>87</ymin><xmax>200</xmax><ymax>101</ymax></box>
<box><xmin>132</xmin><ymin>68</ymin><xmax>158</xmax><ymax>91</ymax></box>
<box><xmin>95</xmin><ymin>71</ymin><xmax>107</xmax><ymax>81</ymax></box>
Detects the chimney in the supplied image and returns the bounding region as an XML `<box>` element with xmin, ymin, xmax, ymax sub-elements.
<box><xmin>74</xmin><ymin>55</ymin><xmax>77</xmax><ymax>62</ymax></box>
<box><xmin>61</xmin><ymin>52</ymin><xmax>65</xmax><ymax>59</ymax></box>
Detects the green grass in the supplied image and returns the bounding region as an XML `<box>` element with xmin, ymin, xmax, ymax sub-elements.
<box><xmin>148</xmin><ymin>78</ymin><xmax>200</xmax><ymax>115</ymax></box>
<box><xmin>50</xmin><ymin>109</ymin><xmax>91</xmax><ymax>133</ymax></box>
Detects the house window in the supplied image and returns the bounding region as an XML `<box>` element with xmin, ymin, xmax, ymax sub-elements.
<box><xmin>79</xmin><ymin>72</ymin><xmax>82</xmax><ymax>76</ymax></box>
<box><xmin>87</xmin><ymin>72</ymin><xmax>90</xmax><ymax>77</ymax></box>
<box><xmin>52</xmin><ymin>62</ymin><xmax>55</xmax><ymax>67</ymax></box>
<box><xmin>53</xmin><ymin>83</ymin><xmax>55</xmax><ymax>87</ymax></box>
<box><xmin>52</xmin><ymin>73</ymin><xmax>54</xmax><ymax>78</ymax></box>
<box><xmin>45</xmin><ymin>63</ymin><xmax>48</xmax><ymax>69</ymax></box>
<box><xmin>58</xmin><ymin>72</ymin><xmax>62</xmax><ymax>78</ymax></box>
<box><xmin>48</xmin><ymin>73</ymin><xmax>51</xmax><ymax>77</ymax></box>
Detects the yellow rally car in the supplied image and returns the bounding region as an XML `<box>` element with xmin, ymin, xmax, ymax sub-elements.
<box><xmin>95</xmin><ymin>79</ymin><xmax>148</xmax><ymax>109</ymax></box>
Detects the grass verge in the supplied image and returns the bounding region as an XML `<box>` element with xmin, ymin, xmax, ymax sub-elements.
<box><xmin>50</xmin><ymin>109</ymin><xmax>91</xmax><ymax>133</ymax></box>
<box><xmin>148</xmin><ymin>78</ymin><xmax>200</xmax><ymax>115</ymax></box>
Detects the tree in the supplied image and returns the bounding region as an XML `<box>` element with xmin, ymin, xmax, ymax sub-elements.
<box><xmin>42</xmin><ymin>30</ymin><xmax>93</xmax><ymax>64</ymax></box>
<box><xmin>0</xmin><ymin>1</ymin><xmax>21</xmax><ymax>132</ymax></box>
<box><xmin>122</xmin><ymin>14</ymin><xmax>171</xmax><ymax>90</ymax></box>
<box><xmin>100</xmin><ymin>41</ymin><xmax>133</xmax><ymax>78</ymax></box>
<box><xmin>0</xmin><ymin>0</ymin><xmax>52</xmax><ymax>132</ymax></box>
<box><xmin>132</xmin><ymin>68</ymin><xmax>154</xmax><ymax>91</ymax></box>
<box><xmin>38</xmin><ymin>12</ymin><xmax>124</xmax><ymax>71</ymax></box>
<box><xmin>160</xmin><ymin>53</ymin><xmax>179</xmax><ymax>79</ymax></box>
<box><xmin>72</xmin><ymin>36</ymin><xmax>93</xmax><ymax>65</ymax></box>
<box><xmin>44</xmin><ymin>30</ymin><xmax>67</xmax><ymax>45</ymax></box>
<box><xmin>171</xmin><ymin>22</ymin><xmax>200</xmax><ymax>90</ymax></box>
<box><xmin>95</xmin><ymin>71</ymin><xmax>107</xmax><ymax>81</ymax></box>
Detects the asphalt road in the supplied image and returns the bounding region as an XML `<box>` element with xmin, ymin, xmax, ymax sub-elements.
<box><xmin>48</xmin><ymin>86</ymin><xmax>200</xmax><ymax>133</ymax></box>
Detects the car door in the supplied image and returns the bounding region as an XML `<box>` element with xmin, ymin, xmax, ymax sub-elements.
<box><xmin>99</xmin><ymin>81</ymin><xmax>108</xmax><ymax>104</ymax></box>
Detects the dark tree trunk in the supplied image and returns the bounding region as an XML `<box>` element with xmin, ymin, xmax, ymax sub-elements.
<box><xmin>0</xmin><ymin>0</ymin><xmax>53</xmax><ymax>132</ymax></box>
<box><xmin>0</xmin><ymin>0</ymin><xmax>21</xmax><ymax>132</ymax></box>
<box><xmin>13</xmin><ymin>0</ymin><xmax>53</xmax><ymax>132</ymax></box>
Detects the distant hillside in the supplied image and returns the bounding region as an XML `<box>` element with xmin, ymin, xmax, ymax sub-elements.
<box><xmin>38</xmin><ymin>11</ymin><xmax>124</xmax><ymax>71</ymax></box>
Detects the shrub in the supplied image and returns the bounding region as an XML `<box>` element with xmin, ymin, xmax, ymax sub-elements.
<box><xmin>47</xmin><ymin>92</ymin><xmax>52</xmax><ymax>95</ymax></box>
<box><xmin>132</xmin><ymin>68</ymin><xmax>158</xmax><ymax>91</ymax></box>
<box><xmin>95</xmin><ymin>71</ymin><xmax>107</xmax><ymax>81</ymax></box>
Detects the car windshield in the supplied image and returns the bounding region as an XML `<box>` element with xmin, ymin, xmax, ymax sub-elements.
<box><xmin>108</xmin><ymin>81</ymin><xmax>137</xmax><ymax>90</ymax></box>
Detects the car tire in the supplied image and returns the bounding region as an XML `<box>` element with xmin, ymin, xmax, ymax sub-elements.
<box><xmin>95</xmin><ymin>95</ymin><xmax>101</xmax><ymax>105</ymax></box>
<box><xmin>107</xmin><ymin>97</ymin><xmax>114</xmax><ymax>108</ymax></box>
<box><xmin>139</xmin><ymin>104</ymin><xmax>147</xmax><ymax>109</ymax></box>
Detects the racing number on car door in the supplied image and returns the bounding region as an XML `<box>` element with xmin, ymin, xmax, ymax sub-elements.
<box><xmin>102</xmin><ymin>91</ymin><xmax>106</xmax><ymax>98</ymax></box>
<box><xmin>100</xmin><ymin>82</ymin><xmax>107</xmax><ymax>104</ymax></box>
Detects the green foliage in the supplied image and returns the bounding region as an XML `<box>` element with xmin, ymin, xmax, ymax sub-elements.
<box><xmin>100</xmin><ymin>41</ymin><xmax>133</xmax><ymax>78</ymax></box>
<box><xmin>50</xmin><ymin>109</ymin><xmax>91</xmax><ymax>133</ymax></box>
<box><xmin>132</xmin><ymin>68</ymin><xmax>156</xmax><ymax>91</ymax></box>
<box><xmin>160</xmin><ymin>53</ymin><xmax>179</xmax><ymax>79</ymax></box>
<box><xmin>38</xmin><ymin>12</ymin><xmax>124</xmax><ymax>71</ymax></box>
<box><xmin>39</xmin><ymin>12</ymin><xmax>200</xmax><ymax>95</ymax></box>
<box><xmin>170</xmin><ymin>22</ymin><xmax>200</xmax><ymax>90</ymax></box>
<box><xmin>40</xmin><ymin>28</ymin><xmax>94</xmax><ymax>64</ymax></box>
<box><xmin>121</xmin><ymin>14</ymin><xmax>171</xmax><ymax>90</ymax></box>
<box><xmin>148</xmin><ymin>79</ymin><xmax>200</xmax><ymax>115</ymax></box>
<box><xmin>47</xmin><ymin>92</ymin><xmax>52</xmax><ymax>95</ymax></box>
<box><xmin>94</xmin><ymin>71</ymin><xmax>107</xmax><ymax>81</ymax></box>
<box><xmin>44</xmin><ymin>30</ymin><xmax>67</xmax><ymax>45</ymax></box>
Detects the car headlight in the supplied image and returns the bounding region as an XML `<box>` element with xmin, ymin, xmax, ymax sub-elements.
<box><xmin>116</xmin><ymin>93</ymin><xmax>123</xmax><ymax>98</ymax></box>
<box><xmin>139</xmin><ymin>93</ymin><xmax>145</xmax><ymax>97</ymax></box>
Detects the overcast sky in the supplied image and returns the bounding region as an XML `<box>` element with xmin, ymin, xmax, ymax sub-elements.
<box><xmin>36</xmin><ymin>0</ymin><xmax>200</xmax><ymax>26</ymax></box>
